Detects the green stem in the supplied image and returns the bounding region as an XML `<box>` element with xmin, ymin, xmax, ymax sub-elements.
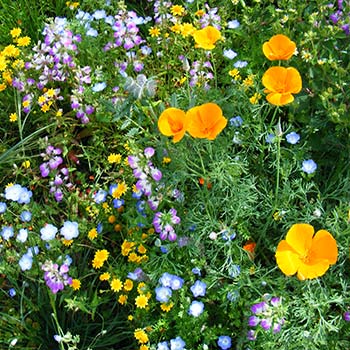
<box><xmin>49</xmin><ymin>293</ymin><xmax>65</xmax><ymax>350</ymax></box>
<box><xmin>274</xmin><ymin>116</ymin><xmax>282</xmax><ymax>210</ymax></box>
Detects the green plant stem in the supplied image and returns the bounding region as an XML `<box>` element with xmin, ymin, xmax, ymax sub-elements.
<box><xmin>49</xmin><ymin>293</ymin><xmax>65</xmax><ymax>350</ymax></box>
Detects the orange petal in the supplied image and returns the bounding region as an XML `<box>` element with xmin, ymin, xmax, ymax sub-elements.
<box><xmin>193</xmin><ymin>26</ymin><xmax>221</xmax><ymax>50</ymax></box>
<box><xmin>297</xmin><ymin>260</ymin><xmax>330</xmax><ymax>280</ymax></box>
<box><xmin>309</xmin><ymin>229</ymin><xmax>338</xmax><ymax>264</ymax></box>
<box><xmin>285</xmin><ymin>223</ymin><xmax>314</xmax><ymax>256</ymax></box>
<box><xmin>262</xmin><ymin>66</ymin><xmax>288</xmax><ymax>92</ymax></box>
<box><xmin>266</xmin><ymin>92</ymin><xmax>294</xmax><ymax>106</ymax></box>
<box><xmin>285</xmin><ymin>67</ymin><xmax>302</xmax><ymax>94</ymax></box>
<box><xmin>275</xmin><ymin>240</ymin><xmax>301</xmax><ymax>276</ymax></box>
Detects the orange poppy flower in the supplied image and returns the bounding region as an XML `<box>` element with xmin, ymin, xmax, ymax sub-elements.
<box><xmin>262</xmin><ymin>66</ymin><xmax>302</xmax><ymax>106</ymax></box>
<box><xmin>275</xmin><ymin>223</ymin><xmax>338</xmax><ymax>280</ymax></box>
<box><xmin>262</xmin><ymin>34</ymin><xmax>296</xmax><ymax>61</ymax></box>
<box><xmin>158</xmin><ymin>107</ymin><xmax>188</xmax><ymax>143</ymax></box>
<box><xmin>186</xmin><ymin>103</ymin><xmax>227</xmax><ymax>140</ymax></box>
<box><xmin>192</xmin><ymin>26</ymin><xmax>222</xmax><ymax>50</ymax></box>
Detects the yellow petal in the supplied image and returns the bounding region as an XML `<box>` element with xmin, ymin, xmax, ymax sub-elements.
<box><xmin>285</xmin><ymin>223</ymin><xmax>313</xmax><ymax>256</ymax></box>
<box><xmin>297</xmin><ymin>260</ymin><xmax>330</xmax><ymax>280</ymax></box>
<box><xmin>275</xmin><ymin>240</ymin><xmax>301</xmax><ymax>276</ymax></box>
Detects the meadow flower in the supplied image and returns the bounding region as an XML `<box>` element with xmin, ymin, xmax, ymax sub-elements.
<box><xmin>92</xmin><ymin>81</ymin><xmax>106</xmax><ymax>92</ymax></box>
<box><xmin>134</xmin><ymin>328</ymin><xmax>149</xmax><ymax>343</ymax></box>
<box><xmin>71</xmin><ymin>279</ymin><xmax>81</xmax><ymax>290</ymax></box>
<box><xmin>42</xmin><ymin>260</ymin><xmax>72</xmax><ymax>294</ymax></box>
<box><xmin>169</xmin><ymin>275</ymin><xmax>184</xmax><ymax>290</ymax></box>
<box><xmin>0</xmin><ymin>202</ymin><xmax>7</xmax><ymax>213</ymax></box>
<box><xmin>153</xmin><ymin>208</ymin><xmax>181</xmax><ymax>241</ymax></box>
<box><xmin>233</xmin><ymin>60</ymin><xmax>248</xmax><ymax>68</ymax></box>
<box><xmin>40</xmin><ymin>224</ymin><xmax>58</xmax><ymax>241</ymax></box>
<box><xmin>262</xmin><ymin>66</ymin><xmax>302</xmax><ymax>106</ymax></box>
<box><xmin>17</xmin><ymin>228</ymin><xmax>28</xmax><ymax>243</ymax></box>
<box><xmin>188</xmin><ymin>300</ymin><xmax>204</xmax><ymax>317</ymax></box>
<box><xmin>190</xmin><ymin>280</ymin><xmax>207</xmax><ymax>297</ymax></box>
<box><xmin>92</xmin><ymin>249</ymin><xmax>109</xmax><ymax>269</ymax></box>
<box><xmin>227</xmin><ymin>19</ymin><xmax>240</xmax><ymax>29</ymax></box>
<box><xmin>230</xmin><ymin>116</ymin><xmax>243</xmax><ymax>127</ymax></box>
<box><xmin>170</xmin><ymin>336</ymin><xmax>186</xmax><ymax>350</ymax></box>
<box><xmin>187</xmin><ymin>103</ymin><xmax>228</xmax><ymax>140</ymax></box>
<box><xmin>110</xmin><ymin>278</ymin><xmax>123</xmax><ymax>292</ymax></box>
<box><xmin>157</xmin><ymin>341</ymin><xmax>169</xmax><ymax>350</ymax></box>
<box><xmin>302</xmin><ymin>159</ymin><xmax>317</xmax><ymax>174</ymax></box>
<box><xmin>93</xmin><ymin>189</ymin><xmax>107</xmax><ymax>204</ymax></box>
<box><xmin>223</xmin><ymin>49</ymin><xmax>238</xmax><ymax>60</ymax></box>
<box><xmin>19</xmin><ymin>253</ymin><xmax>33</xmax><ymax>271</ymax></box>
<box><xmin>108</xmin><ymin>153</ymin><xmax>122</xmax><ymax>164</ymax></box>
<box><xmin>262</xmin><ymin>34</ymin><xmax>296</xmax><ymax>60</ymax></box>
<box><xmin>158</xmin><ymin>108</ymin><xmax>188</xmax><ymax>143</ymax></box>
<box><xmin>135</xmin><ymin>294</ymin><xmax>149</xmax><ymax>308</ymax></box>
<box><xmin>343</xmin><ymin>311</ymin><xmax>350</xmax><ymax>321</ymax></box>
<box><xmin>192</xmin><ymin>25</ymin><xmax>222</xmax><ymax>50</ymax></box>
<box><xmin>19</xmin><ymin>210</ymin><xmax>32</xmax><ymax>222</ymax></box>
<box><xmin>275</xmin><ymin>223</ymin><xmax>338</xmax><ymax>280</ymax></box>
<box><xmin>8</xmin><ymin>288</ymin><xmax>16</xmax><ymax>297</ymax></box>
<box><xmin>286</xmin><ymin>131</ymin><xmax>300</xmax><ymax>144</ymax></box>
<box><xmin>1</xmin><ymin>226</ymin><xmax>14</xmax><ymax>240</ymax></box>
<box><xmin>217</xmin><ymin>336</ymin><xmax>232</xmax><ymax>350</ymax></box>
<box><xmin>155</xmin><ymin>286</ymin><xmax>172</xmax><ymax>303</ymax></box>
<box><xmin>60</xmin><ymin>221</ymin><xmax>79</xmax><ymax>240</ymax></box>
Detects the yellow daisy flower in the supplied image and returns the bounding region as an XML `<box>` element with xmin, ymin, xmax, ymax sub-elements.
<box><xmin>71</xmin><ymin>279</ymin><xmax>81</xmax><ymax>291</ymax></box>
<box><xmin>110</xmin><ymin>278</ymin><xmax>123</xmax><ymax>292</ymax></box>
<box><xmin>135</xmin><ymin>294</ymin><xmax>149</xmax><ymax>309</ymax></box>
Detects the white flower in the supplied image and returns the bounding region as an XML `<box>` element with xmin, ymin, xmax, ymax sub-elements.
<box><xmin>60</xmin><ymin>221</ymin><xmax>79</xmax><ymax>240</ymax></box>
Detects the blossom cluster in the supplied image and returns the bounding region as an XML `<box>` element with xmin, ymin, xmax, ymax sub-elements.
<box><xmin>42</xmin><ymin>260</ymin><xmax>73</xmax><ymax>294</ymax></box>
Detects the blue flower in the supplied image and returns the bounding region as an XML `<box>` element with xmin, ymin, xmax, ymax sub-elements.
<box><xmin>60</xmin><ymin>221</ymin><xmax>79</xmax><ymax>240</ymax></box>
<box><xmin>170</xmin><ymin>336</ymin><xmax>186</xmax><ymax>350</ymax></box>
<box><xmin>155</xmin><ymin>286</ymin><xmax>172</xmax><ymax>302</ymax></box>
<box><xmin>92</xmin><ymin>82</ymin><xmax>107</xmax><ymax>92</ymax></box>
<box><xmin>228</xmin><ymin>264</ymin><xmax>241</xmax><ymax>278</ymax></box>
<box><xmin>234</xmin><ymin>60</ymin><xmax>248</xmax><ymax>68</ymax></box>
<box><xmin>20</xmin><ymin>210</ymin><xmax>32</xmax><ymax>222</ymax></box>
<box><xmin>0</xmin><ymin>202</ymin><xmax>7</xmax><ymax>213</ymax></box>
<box><xmin>93</xmin><ymin>189</ymin><xmax>107</xmax><ymax>204</ymax></box>
<box><xmin>192</xmin><ymin>267</ymin><xmax>201</xmax><ymax>275</ymax></box>
<box><xmin>19</xmin><ymin>253</ymin><xmax>33</xmax><ymax>271</ymax></box>
<box><xmin>217</xmin><ymin>335</ymin><xmax>232</xmax><ymax>350</ymax></box>
<box><xmin>113</xmin><ymin>199</ymin><xmax>124</xmax><ymax>209</ymax></box>
<box><xmin>159</xmin><ymin>272</ymin><xmax>174</xmax><ymax>287</ymax></box>
<box><xmin>92</xmin><ymin>9</ymin><xmax>106</xmax><ymax>20</ymax></box>
<box><xmin>227</xmin><ymin>19</ymin><xmax>240</xmax><ymax>29</ymax></box>
<box><xmin>8</xmin><ymin>288</ymin><xmax>16</xmax><ymax>297</ymax></box>
<box><xmin>229</xmin><ymin>116</ymin><xmax>243</xmax><ymax>127</ymax></box>
<box><xmin>1</xmin><ymin>226</ymin><xmax>14</xmax><ymax>240</ymax></box>
<box><xmin>86</xmin><ymin>27</ymin><xmax>98</xmax><ymax>37</ymax></box>
<box><xmin>286</xmin><ymin>131</ymin><xmax>300</xmax><ymax>144</ymax></box>
<box><xmin>190</xmin><ymin>280</ymin><xmax>207</xmax><ymax>297</ymax></box>
<box><xmin>170</xmin><ymin>275</ymin><xmax>184</xmax><ymax>290</ymax></box>
<box><xmin>157</xmin><ymin>341</ymin><xmax>169</xmax><ymax>350</ymax></box>
<box><xmin>40</xmin><ymin>224</ymin><xmax>58</xmax><ymax>241</ymax></box>
<box><xmin>188</xmin><ymin>300</ymin><xmax>204</xmax><ymax>317</ymax></box>
<box><xmin>16</xmin><ymin>228</ymin><xmax>28</xmax><ymax>243</ymax></box>
<box><xmin>265</xmin><ymin>133</ymin><xmax>275</xmax><ymax>144</ymax></box>
<box><xmin>223</xmin><ymin>49</ymin><xmax>238</xmax><ymax>60</ymax></box>
<box><xmin>302</xmin><ymin>159</ymin><xmax>317</xmax><ymax>174</ymax></box>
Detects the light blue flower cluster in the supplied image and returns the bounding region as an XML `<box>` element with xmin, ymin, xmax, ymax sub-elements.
<box><xmin>157</xmin><ymin>336</ymin><xmax>186</xmax><ymax>350</ymax></box>
<box><xmin>155</xmin><ymin>272</ymin><xmax>184</xmax><ymax>303</ymax></box>
<box><xmin>188</xmin><ymin>279</ymin><xmax>207</xmax><ymax>317</ymax></box>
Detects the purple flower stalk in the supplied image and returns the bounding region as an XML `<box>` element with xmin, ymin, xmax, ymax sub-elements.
<box><xmin>153</xmin><ymin>208</ymin><xmax>181</xmax><ymax>241</ymax></box>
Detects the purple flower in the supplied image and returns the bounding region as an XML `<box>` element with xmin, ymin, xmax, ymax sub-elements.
<box><xmin>248</xmin><ymin>315</ymin><xmax>260</xmax><ymax>327</ymax></box>
<box><xmin>188</xmin><ymin>300</ymin><xmax>204</xmax><ymax>317</ymax></box>
<box><xmin>251</xmin><ymin>301</ymin><xmax>267</xmax><ymax>315</ymax></box>
<box><xmin>260</xmin><ymin>318</ymin><xmax>272</xmax><ymax>330</ymax></box>
<box><xmin>302</xmin><ymin>159</ymin><xmax>317</xmax><ymax>174</ymax></box>
<box><xmin>190</xmin><ymin>280</ymin><xmax>207</xmax><ymax>297</ymax></box>
<box><xmin>247</xmin><ymin>330</ymin><xmax>256</xmax><ymax>341</ymax></box>
<box><xmin>153</xmin><ymin>208</ymin><xmax>180</xmax><ymax>241</ymax></box>
<box><xmin>42</xmin><ymin>260</ymin><xmax>72</xmax><ymax>294</ymax></box>
<box><xmin>344</xmin><ymin>311</ymin><xmax>350</xmax><ymax>321</ymax></box>
<box><xmin>217</xmin><ymin>335</ymin><xmax>232</xmax><ymax>350</ymax></box>
<box><xmin>144</xmin><ymin>147</ymin><xmax>155</xmax><ymax>158</ymax></box>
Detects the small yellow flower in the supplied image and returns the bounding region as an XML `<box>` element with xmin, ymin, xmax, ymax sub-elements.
<box><xmin>180</xmin><ymin>23</ymin><xmax>196</xmax><ymax>37</ymax></box>
<box><xmin>92</xmin><ymin>249</ymin><xmax>109</xmax><ymax>269</ymax></box>
<box><xmin>22</xmin><ymin>100</ymin><xmax>30</xmax><ymax>108</ymax></box>
<box><xmin>56</xmin><ymin>109</ymin><xmax>63</xmax><ymax>117</ymax></box>
<box><xmin>110</xmin><ymin>278</ymin><xmax>123</xmax><ymax>292</ymax></box>
<box><xmin>170</xmin><ymin>5</ymin><xmax>185</xmax><ymax>16</ymax></box>
<box><xmin>137</xmin><ymin>282</ymin><xmax>146</xmax><ymax>294</ymax></box>
<box><xmin>22</xmin><ymin>160</ymin><xmax>30</xmax><ymax>168</ymax></box>
<box><xmin>121</xmin><ymin>240</ymin><xmax>136</xmax><ymax>256</ymax></box>
<box><xmin>128</xmin><ymin>315</ymin><xmax>134</xmax><ymax>321</ymax></box>
<box><xmin>62</xmin><ymin>239</ymin><xmax>73</xmax><ymax>246</ymax></box>
<box><xmin>88</xmin><ymin>228</ymin><xmax>98</xmax><ymax>240</ymax></box>
<box><xmin>16</xmin><ymin>36</ymin><xmax>31</xmax><ymax>47</ymax></box>
<box><xmin>71</xmin><ymin>279</ymin><xmax>81</xmax><ymax>291</ymax></box>
<box><xmin>3</xmin><ymin>45</ymin><xmax>20</xmax><ymax>57</ymax></box>
<box><xmin>99</xmin><ymin>272</ymin><xmax>111</xmax><ymax>281</ymax></box>
<box><xmin>160</xmin><ymin>302</ymin><xmax>174</xmax><ymax>312</ymax></box>
<box><xmin>140</xmin><ymin>345</ymin><xmax>149</xmax><ymax>350</ymax></box>
<box><xmin>123</xmin><ymin>279</ymin><xmax>134</xmax><ymax>292</ymax></box>
<box><xmin>170</xmin><ymin>24</ymin><xmax>182</xmax><ymax>34</ymax></box>
<box><xmin>249</xmin><ymin>92</ymin><xmax>261</xmax><ymax>105</ymax></box>
<box><xmin>41</xmin><ymin>103</ymin><xmax>51</xmax><ymax>113</ymax></box>
<box><xmin>108</xmin><ymin>215</ymin><xmax>116</xmax><ymax>224</ymax></box>
<box><xmin>9</xmin><ymin>113</ymin><xmax>17</xmax><ymax>122</ymax></box>
<box><xmin>195</xmin><ymin>10</ymin><xmax>205</xmax><ymax>17</ymax></box>
<box><xmin>138</xmin><ymin>244</ymin><xmax>147</xmax><ymax>254</ymax></box>
<box><xmin>128</xmin><ymin>252</ymin><xmax>141</xmax><ymax>263</ymax></box>
<box><xmin>10</xmin><ymin>28</ymin><xmax>21</xmax><ymax>38</ymax></box>
<box><xmin>112</xmin><ymin>182</ymin><xmax>128</xmax><ymax>199</ymax></box>
<box><xmin>229</xmin><ymin>68</ymin><xmax>241</xmax><ymax>80</ymax></box>
<box><xmin>135</xmin><ymin>294</ymin><xmax>149</xmax><ymax>309</ymax></box>
<box><xmin>0</xmin><ymin>83</ymin><xmax>6</xmax><ymax>91</ymax></box>
<box><xmin>149</xmin><ymin>27</ymin><xmax>160</xmax><ymax>37</ymax></box>
<box><xmin>108</xmin><ymin>153</ymin><xmax>122</xmax><ymax>164</ymax></box>
<box><xmin>38</xmin><ymin>95</ymin><xmax>46</xmax><ymax>104</ymax></box>
<box><xmin>243</xmin><ymin>75</ymin><xmax>254</xmax><ymax>88</ymax></box>
<box><xmin>118</xmin><ymin>294</ymin><xmax>128</xmax><ymax>305</ymax></box>
<box><xmin>134</xmin><ymin>328</ymin><xmax>149</xmax><ymax>344</ymax></box>
<box><xmin>162</xmin><ymin>157</ymin><xmax>171</xmax><ymax>164</ymax></box>
<box><xmin>46</xmin><ymin>88</ymin><xmax>55</xmax><ymax>98</ymax></box>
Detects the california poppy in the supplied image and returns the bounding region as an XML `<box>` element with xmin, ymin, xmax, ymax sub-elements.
<box><xmin>262</xmin><ymin>66</ymin><xmax>302</xmax><ymax>106</ymax></box>
<box><xmin>158</xmin><ymin>107</ymin><xmax>188</xmax><ymax>143</ymax></box>
<box><xmin>187</xmin><ymin>103</ymin><xmax>227</xmax><ymax>140</ymax></box>
<box><xmin>262</xmin><ymin>34</ymin><xmax>296</xmax><ymax>61</ymax></box>
<box><xmin>275</xmin><ymin>223</ymin><xmax>338</xmax><ymax>280</ymax></box>
<box><xmin>192</xmin><ymin>26</ymin><xmax>222</xmax><ymax>50</ymax></box>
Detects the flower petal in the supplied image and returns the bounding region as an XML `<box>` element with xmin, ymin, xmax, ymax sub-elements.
<box><xmin>285</xmin><ymin>223</ymin><xmax>313</xmax><ymax>256</ymax></box>
<box><xmin>285</xmin><ymin>67</ymin><xmax>302</xmax><ymax>94</ymax></box>
<box><xmin>297</xmin><ymin>260</ymin><xmax>330</xmax><ymax>280</ymax></box>
<box><xmin>158</xmin><ymin>107</ymin><xmax>188</xmax><ymax>142</ymax></box>
<box><xmin>262</xmin><ymin>34</ymin><xmax>296</xmax><ymax>61</ymax></box>
<box><xmin>309</xmin><ymin>229</ymin><xmax>338</xmax><ymax>264</ymax></box>
<box><xmin>275</xmin><ymin>240</ymin><xmax>301</xmax><ymax>276</ymax></box>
